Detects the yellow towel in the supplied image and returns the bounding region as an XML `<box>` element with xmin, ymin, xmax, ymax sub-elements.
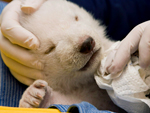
<box><xmin>0</xmin><ymin>106</ymin><xmax>61</xmax><ymax>113</ymax></box>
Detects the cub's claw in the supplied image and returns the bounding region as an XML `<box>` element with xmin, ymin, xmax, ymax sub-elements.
<box><xmin>19</xmin><ymin>80</ymin><xmax>48</xmax><ymax>108</ymax></box>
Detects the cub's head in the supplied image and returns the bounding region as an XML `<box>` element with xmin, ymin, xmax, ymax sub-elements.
<box><xmin>20</xmin><ymin>0</ymin><xmax>112</xmax><ymax>90</ymax></box>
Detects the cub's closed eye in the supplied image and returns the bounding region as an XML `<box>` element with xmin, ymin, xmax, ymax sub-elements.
<box><xmin>45</xmin><ymin>46</ymin><xmax>55</xmax><ymax>54</ymax></box>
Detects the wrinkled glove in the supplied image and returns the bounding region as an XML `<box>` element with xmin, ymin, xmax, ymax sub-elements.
<box><xmin>0</xmin><ymin>0</ymin><xmax>46</xmax><ymax>85</ymax></box>
<box><xmin>105</xmin><ymin>21</ymin><xmax>150</xmax><ymax>75</ymax></box>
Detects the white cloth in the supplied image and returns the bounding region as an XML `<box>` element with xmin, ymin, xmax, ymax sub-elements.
<box><xmin>94</xmin><ymin>42</ymin><xmax>150</xmax><ymax>113</ymax></box>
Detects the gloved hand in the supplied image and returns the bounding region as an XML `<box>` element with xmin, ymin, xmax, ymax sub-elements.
<box><xmin>105</xmin><ymin>21</ymin><xmax>150</xmax><ymax>75</ymax></box>
<box><xmin>0</xmin><ymin>0</ymin><xmax>46</xmax><ymax>85</ymax></box>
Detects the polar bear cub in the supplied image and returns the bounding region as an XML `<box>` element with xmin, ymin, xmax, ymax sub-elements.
<box><xmin>19</xmin><ymin>0</ymin><xmax>124</xmax><ymax>112</ymax></box>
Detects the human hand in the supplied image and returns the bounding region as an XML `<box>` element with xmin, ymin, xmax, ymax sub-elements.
<box><xmin>0</xmin><ymin>0</ymin><xmax>46</xmax><ymax>85</ymax></box>
<box><xmin>105</xmin><ymin>21</ymin><xmax>150</xmax><ymax>75</ymax></box>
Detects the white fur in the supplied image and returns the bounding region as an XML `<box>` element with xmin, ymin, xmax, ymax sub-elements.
<box><xmin>19</xmin><ymin>0</ymin><xmax>125</xmax><ymax>112</ymax></box>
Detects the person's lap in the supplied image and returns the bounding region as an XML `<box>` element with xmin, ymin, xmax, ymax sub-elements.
<box><xmin>0</xmin><ymin>1</ymin><xmax>27</xmax><ymax>107</ymax></box>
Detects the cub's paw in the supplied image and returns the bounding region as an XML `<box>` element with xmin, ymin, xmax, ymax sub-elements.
<box><xmin>19</xmin><ymin>80</ymin><xmax>48</xmax><ymax>108</ymax></box>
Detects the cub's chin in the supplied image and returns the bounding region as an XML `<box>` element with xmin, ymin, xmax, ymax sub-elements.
<box><xmin>79</xmin><ymin>48</ymin><xmax>101</xmax><ymax>72</ymax></box>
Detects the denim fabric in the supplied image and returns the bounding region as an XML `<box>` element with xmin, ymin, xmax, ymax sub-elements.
<box><xmin>0</xmin><ymin>54</ymin><xmax>27</xmax><ymax>107</ymax></box>
<box><xmin>0</xmin><ymin>1</ymin><xmax>7</xmax><ymax>14</ymax></box>
<box><xmin>49</xmin><ymin>102</ymin><xmax>114</xmax><ymax>113</ymax></box>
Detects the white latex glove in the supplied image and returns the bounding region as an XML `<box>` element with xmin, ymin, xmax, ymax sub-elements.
<box><xmin>105</xmin><ymin>21</ymin><xmax>150</xmax><ymax>75</ymax></box>
<box><xmin>0</xmin><ymin>0</ymin><xmax>46</xmax><ymax>85</ymax></box>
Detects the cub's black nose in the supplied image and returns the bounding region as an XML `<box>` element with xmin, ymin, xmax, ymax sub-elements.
<box><xmin>80</xmin><ymin>37</ymin><xmax>95</xmax><ymax>54</ymax></box>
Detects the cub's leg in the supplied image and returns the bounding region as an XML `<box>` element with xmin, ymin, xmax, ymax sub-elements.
<box><xmin>19</xmin><ymin>80</ymin><xmax>51</xmax><ymax>108</ymax></box>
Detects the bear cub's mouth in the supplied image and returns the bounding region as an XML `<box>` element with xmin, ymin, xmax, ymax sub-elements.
<box><xmin>79</xmin><ymin>49</ymin><xmax>100</xmax><ymax>71</ymax></box>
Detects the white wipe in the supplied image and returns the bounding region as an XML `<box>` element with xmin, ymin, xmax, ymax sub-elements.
<box><xmin>95</xmin><ymin>42</ymin><xmax>150</xmax><ymax>113</ymax></box>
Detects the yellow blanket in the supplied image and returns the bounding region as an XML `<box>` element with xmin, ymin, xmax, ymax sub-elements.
<box><xmin>0</xmin><ymin>106</ymin><xmax>61</xmax><ymax>113</ymax></box>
